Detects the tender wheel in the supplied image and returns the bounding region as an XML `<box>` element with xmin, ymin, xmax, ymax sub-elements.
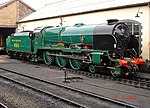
<box><xmin>69</xmin><ymin>59</ymin><xmax>82</xmax><ymax>70</ymax></box>
<box><xmin>43</xmin><ymin>51</ymin><xmax>54</xmax><ymax>65</ymax></box>
<box><xmin>56</xmin><ymin>56</ymin><xmax>68</xmax><ymax>68</ymax></box>
<box><xmin>8</xmin><ymin>52</ymin><xmax>14</xmax><ymax>59</ymax></box>
<box><xmin>14</xmin><ymin>53</ymin><xmax>20</xmax><ymax>59</ymax></box>
<box><xmin>89</xmin><ymin>64</ymin><xmax>97</xmax><ymax>73</ymax></box>
<box><xmin>10</xmin><ymin>54</ymin><xmax>14</xmax><ymax>58</ymax></box>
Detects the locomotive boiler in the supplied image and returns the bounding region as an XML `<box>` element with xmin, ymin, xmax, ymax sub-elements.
<box><xmin>6</xmin><ymin>19</ymin><xmax>144</xmax><ymax>77</ymax></box>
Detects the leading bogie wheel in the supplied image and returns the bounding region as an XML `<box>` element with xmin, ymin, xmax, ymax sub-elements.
<box><xmin>111</xmin><ymin>67</ymin><xmax>123</xmax><ymax>77</ymax></box>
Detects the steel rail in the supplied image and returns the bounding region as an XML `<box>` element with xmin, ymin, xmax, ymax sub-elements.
<box><xmin>0</xmin><ymin>73</ymin><xmax>86</xmax><ymax>108</ymax></box>
<box><xmin>0</xmin><ymin>103</ymin><xmax>7</xmax><ymax>108</ymax></box>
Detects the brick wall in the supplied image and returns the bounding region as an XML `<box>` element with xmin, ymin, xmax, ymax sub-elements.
<box><xmin>17</xmin><ymin>1</ymin><xmax>34</xmax><ymax>21</ymax></box>
<box><xmin>0</xmin><ymin>2</ymin><xmax>17</xmax><ymax>27</ymax></box>
<box><xmin>0</xmin><ymin>0</ymin><xmax>35</xmax><ymax>27</ymax></box>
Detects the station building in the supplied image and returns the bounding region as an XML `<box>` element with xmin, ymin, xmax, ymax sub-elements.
<box><xmin>0</xmin><ymin>0</ymin><xmax>35</xmax><ymax>51</ymax></box>
<box><xmin>18</xmin><ymin>0</ymin><xmax>150</xmax><ymax>60</ymax></box>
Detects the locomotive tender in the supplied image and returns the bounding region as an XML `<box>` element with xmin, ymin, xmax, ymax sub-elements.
<box><xmin>6</xmin><ymin>19</ymin><xmax>144</xmax><ymax>77</ymax></box>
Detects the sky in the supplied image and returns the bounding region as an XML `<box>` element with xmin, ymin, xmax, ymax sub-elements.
<box><xmin>0</xmin><ymin>0</ymin><xmax>63</xmax><ymax>10</ymax></box>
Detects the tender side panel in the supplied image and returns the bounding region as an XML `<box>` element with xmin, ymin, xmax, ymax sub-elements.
<box><xmin>7</xmin><ymin>35</ymin><xmax>31</xmax><ymax>53</ymax></box>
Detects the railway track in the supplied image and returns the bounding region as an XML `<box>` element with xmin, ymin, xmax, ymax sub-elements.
<box><xmin>0</xmin><ymin>67</ymin><xmax>137</xmax><ymax>108</ymax></box>
<box><xmin>26</xmin><ymin>61</ymin><xmax>150</xmax><ymax>90</ymax></box>
<box><xmin>112</xmin><ymin>77</ymin><xmax>150</xmax><ymax>90</ymax></box>
<box><xmin>0</xmin><ymin>103</ymin><xmax>7</xmax><ymax>108</ymax></box>
<box><xmin>0</xmin><ymin>69</ymin><xmax>85</xmax><ymax>108</ymax></box>
<box><xmin>115</xmin><ymin>75</ymin><xmax>150</xmax><ymax>89</ymax></box>
<box><xmin>133</xmin><ymin>76</ymin><xmax>150</xmax><ymax>83</ymax></box>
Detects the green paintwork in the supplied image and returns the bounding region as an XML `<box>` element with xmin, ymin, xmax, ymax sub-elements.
<box><xmin>6</xmin><ymin>36</ymin><xmax>11</xmax><ymax>50</ymax></box>
<box><xmin>6</xmin><ymin>31</ymin><xmax>43</xmax><ymax>54</ymax></box>
<box><xmin>56</xmin><ymin>56</ymin><xmax>68</xmax><ymax>68</ymax></box>
<box><xmin>41</xmin><ymin>24</ymin><xmax>96</xmax><ymax>47</ymax></box>
<box><xmin>6</xmin><ymin>23</ymin><xmax>121</xmax><ymax>75</ymax></box>
<box><xmin>111</xmin><ymin>63</ymin><xmax>122</xmax><ymax>77</ymax></box>
<box><xmin>92</xmin><ymin>52</ymin><xmax>101</xmax><ymax>64</ymax></box>
<box><xmin>42</xmin><ymin>27</ymin><xmax>61</xmax><ymax>46</ymax></box>
<box><xmin>61</xmin><ymin>24</ymin><xmax>95</xmax><ymax>45</ymax></box>
<box><xmin>43</xmin><ymin>51</ymin><xmax>54</xmax><ymax>65</ymax></box>
<box><xmin>33</xmin><ymin>32</ymin><xmax>42</xmax><ymax>53</ymax></box>
<box><xmin>89</xmin><ymin>65</ymin><xmax>97</xmax><ymax>73</ymax></box>
<box><xmin>69</xmin><ymin>59</ymin><xmax>82</xmax><ymax>70</ymax></box>
<box><xmin>6</xmin><ymin>32</ymin><xmax>31</xmax><ymax>53</ymax></box>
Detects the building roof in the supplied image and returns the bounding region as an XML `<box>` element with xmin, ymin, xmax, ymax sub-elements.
<box><xmin>0</xmin><ymin>0</ymin><xmax>36</xmax><ymax>11</ymax></box>
<box><xmin>19</xmin><ymin>0</ymin><xmax>150</xmax><ymax>23</ymax></box>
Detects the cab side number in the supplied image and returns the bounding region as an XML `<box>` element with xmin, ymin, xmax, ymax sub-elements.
<box><xmin>14</xmin><ymin>43</ymin><xmax>19</xmax><ymax>48</ymax></box>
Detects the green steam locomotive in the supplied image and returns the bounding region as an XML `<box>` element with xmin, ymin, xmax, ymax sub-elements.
<box><xmin>6</xmin><ymin>19</ymin><xmax>144</xmax><ymax>77</ymax></box>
